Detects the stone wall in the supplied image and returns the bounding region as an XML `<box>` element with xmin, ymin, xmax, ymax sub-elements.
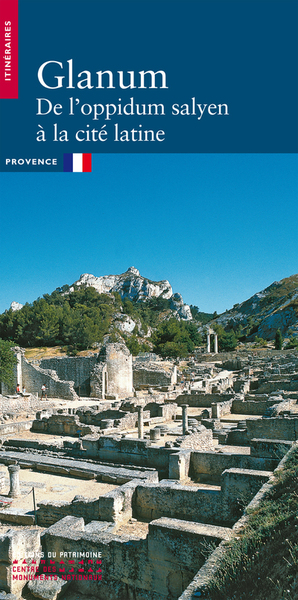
<box><xmin>250</xmin><ymin>438</ymin><xmax>293</xmax><ymax>459</ymax></box>
<box><xmin>246</xmin><ymin>417</ymin><xmax>298</xmax><ymax>441</ymax></box>
<box><xmin>90</xmin><ymin>362</ymin><xmax>106</xmax><ymax>398</ymax></box>
<box><xmin>232</xmin><ymin>398</ymin><xmax>278</xmax><ymax>415</ymax></box>
<box><xmin>22</xmin><ymin>357</ymin><xmax>78</xmax><ymax>400</ymax></box>
<box><xmin>38</xmin><ymin>480</ymin><xmax>138</xmax><ymax>528</ymax></box>
<box><xmin>5</xmin><ymin>344</ymin><xmax>133</xmax><ymax>401</ymax></box>
<box><xmin>0</xmin><ymin>420</ymin><xmax>33</xmax><ymax>436</ymax></box>
<box><xmin>105</xmin><ymin>342</ymin><xmax>132</xmax><ymax>398</ymax></box>
<box><xmin>77</xmin><ymin>408</ymin><xmax>141</xmax><ymax>430</ymax></box>
<box><xmin>32</xmin><ymin>414</ymin><xmax>94</xmax><ymax>437</ymax></box>
<box><xmin>133</xmin><ymin>362</ymin><xmax>177</xmax><ymax>389</ymax></box>
<box><xmin>82</xmin><ymin>435</ymin><xmax>177</xmax><ymax>478</ymax></box>
<box><xmin>178</xmin><ymin>444</ymin><xmax>296</xmax><ymax>600</ymax></box>
<box><xmin>211</xmin><ymin>399</ymin><xmax>233</xmax><ymax>418</ymax></box>
<box><xmin>147</xmin><ymin>518</ymin><xmax>231</xmax><ymax>599</ymax></box>
<box><xmin>134</xmin><ymin>471</ymin><xmax>273</xmax><ymax>527</ymax></box>
<box><xmin>134</xmin><ymin>481</ymin><xmax>222</xmax><ymax>524</ymax></box>
<box><xmin>144</xmin><ymin>402</ymin><xmax>177</xmax><ymax>421</ymax></box>
<box><xmin>174</xmin><ymin>393</ymin><xmax>234</xmax><ymax>408</ymax></box>
<box><xmin>220</xmin><ymin>468</ymin><xmax>273</xmax><ymax>524</ymax></box>
<box><xmin>39</xmin><ymin>356</ymin><xmax>97</xmax><ymax>396</ymax></box>
<box><xmin>40</xmin><ymin>515</ymin><xmax>229</xmax><ymax>600</ymax></box>
<box><xmin>190</xmin><ymin>450</ymin><xmax>278</xmax><ymax>483</ymax></box>
<box><xmin>0</xmin><ymin>394</ymin><xmax>40</xmax><ymax>414</ymax></box>
<box><xmin>257</xmin><ymin>378</ymin><xmax>298</xmax><ymax>394</ymax></box>
<box><xmin>37</xmin><ymin>496</ymin><xmax>100</xmax><ymax>528</ymax></box>
<box><xmin>175</xmin><ymin>429</ymin><xmax>214</xmax><ymax>452</ymax></box>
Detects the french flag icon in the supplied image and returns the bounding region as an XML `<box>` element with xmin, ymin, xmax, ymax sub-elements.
<box><xmin>63</xmin><ymin>153</ymin><xmax>92</xmax><ymax>172</ymax></box>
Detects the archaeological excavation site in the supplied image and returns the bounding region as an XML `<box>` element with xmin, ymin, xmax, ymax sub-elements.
<box><xmin>0</xmin><ymin>338</ymin><xmax>297</xmax><ymax>600</ymax></box>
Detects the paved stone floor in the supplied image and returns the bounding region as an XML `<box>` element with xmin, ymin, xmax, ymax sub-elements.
<box><xmin>0</xmin><ymin>465</ymin><xmax>117</xmax><ymax>513</ymax></box>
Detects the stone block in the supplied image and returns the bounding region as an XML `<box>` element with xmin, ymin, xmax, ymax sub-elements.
<box><xmin>45</xmin><ymin>515</ymin><xmax>85</xmax><ymax>537</ymax></box>
<box><xmin>147</xmin><ymin>517</ymin><xmax>231</xmax><ymax>597</ymax></box>
<box><xmin>28</xmin><ymin>577</ymin><xmax>71</xmax><ymax>600</ymax></box>
<box><xmin>148</xmin><ymin>517</ymin><xmax>232</xmax><ymax>566</ymax></box>
<box><xmin>168</xmin><ymin>452</ymin><xmax>190</xmax><ymax>481</ymax></box>
<box><xmin>0</xmin><ymin>529</ymin><xmax>41</xmax><ymax>596</ymax></box>
<box><xmin>68</xmin><ymin>468</ymin><xmax>95</xmax><ymax>479</ymax></box>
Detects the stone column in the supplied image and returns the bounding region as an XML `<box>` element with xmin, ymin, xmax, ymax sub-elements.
<box><xmin>207</xmin><ymin>333</ymin><xmax>211</xmax><ymax>353</ymax></box>
<box><xmin>211</xmin><ymin>402</ymin><xmax>220</xmax><ymax>418</ymax></box>
<box><xmin>137</xmin><ymin>406</ymin><xmax>144</xmax><ymax>439</ymax></box>
<box><xmin>8</xmin><ymin>464</ymin><xmax>21</xmax><ymax>498</ymax></box>
<box><xmin>214</xmin><ymin>334</ymin><xmax>218</xmax><ymax>354</ymax></box>
<box><xmin>150</xmin><ymin>428</ymin><xmax>160</xmax><ymax>441</ymax></box>
<box><xmin>181</xmin><ymin>404</ymin><xmax>189</xmax><ymax>435</ymax></box>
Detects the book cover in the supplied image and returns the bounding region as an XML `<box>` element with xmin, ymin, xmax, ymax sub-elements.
<box><xmin>0</xmin><ymin>1</ymin><xmax>297</xmax><ymax>599</ymax></box>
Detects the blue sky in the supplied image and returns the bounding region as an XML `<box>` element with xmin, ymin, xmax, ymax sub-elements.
<box><xmin>1</xmin><ymin>153</ymin><xmax>297</xmax><ymax>315</ymax></box>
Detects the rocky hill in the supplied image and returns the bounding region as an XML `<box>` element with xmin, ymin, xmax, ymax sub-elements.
<box><xmin>215</xmin><ymin>273</ymin><xmax>298</xmax><ymax>340</ymax></box>
<box><xmin>71</xmin><ymin>266</ymin><xmax>192</xmax><ymax>320</ymax></box>
<box><xmin>2</xmin><ymin>267</ymin><xmax>201</xmax><ymax>353</ymax></box>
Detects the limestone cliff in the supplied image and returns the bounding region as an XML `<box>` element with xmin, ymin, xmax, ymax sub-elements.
<box><xmin>71</xmin><ymin>266</ymin><xmax>192</xmax><ymax>320</ymax></box>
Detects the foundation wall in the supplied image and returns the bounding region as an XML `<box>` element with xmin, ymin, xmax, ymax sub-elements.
<box><xmin>250</xmin><ymin>438</ymin><xmax>293</xmax><ymax>458</ymax></box>
<box><xmin>174</xmin><ymin>394</ymin><xmax>234</xmax><ymax>407</ymax></box>
<box><xmin>38</xmin><ymin>481</ymin><xmax>138</xmax><ymax>528</ymax></box>
<box><xmin>190</xmin><ymin>451</ymin><xmax>277</xmax><ymax>483</ymax></box>
<box><xmin>0</xmin><ymin>420</ymin><xmax>33</xmax><ymax>435</ymax></box>
<box><xmin>82</xmin><ymin>436</ymin><xmax>175</xmax><ymax>477</ymax></box>
<box><xmin>232</xmin><ymin>399</ymin><xmax>279</xmax><ymax>415</ymax></box>
<box><xmin>257</xmin><ymin>379</ymin><xmax>298</xmax><ymax>393</ymax></box>
<box><xmin>221</xmin><ymin>468</ymin><xmax>273</xmax><ymax>523</ymax></box>
<box><xmin>37</xmin><ymin>497</ymin><xmax>100</xmax><ymax>528</ymax></box>
<box><xmin>0</xmin><ymin>395</ymin><xmax>39</xmax><ymax>414</ymax></box>
<box><xmin>41</xmin><ymin>515</ymin><xmax>228</xmax><ymax>600</ymax></box>
<box><xmin>134</xmin><ymin>482</ymin><xmax>222</xmax><ymax>524</ymax></box>
<box><xmin>246</xmin><ymin>417</ymin><xmax>298</xmax><ymax>441</ymax></box>
<box><xmin>133</xmin><ymin>366</ymin><xmax>176</xmax><ymax>389</ymax></box>
<box><xmin>32</xmin><ymin>414</ymin><xmax>93</xmax><ymax>437</ymax></box>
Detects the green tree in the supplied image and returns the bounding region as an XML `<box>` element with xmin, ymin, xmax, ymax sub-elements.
<box><xmin>0</xmin><ymin>340</ymin><xmax>17</xmax><ymax>387</ymax></box>
<box><xmin>220</xmin><ymin>331</ymin><xmax>238</xmax><ymax>351</ymax></box>
<box><xmin>275</xmin><ymin>329</ymin><xmax>283</xmax><ymax>350</ymax></box>
<box><xmin>285</xmin><ymin>336</ymin><xmax>298</xmax><ymax>350</ymax></box>
<box><xmin>213</xmin><ymin>324</ymin><xmax>238</xmax><ymax>351</ymax></box>
<box><xmin>152</xmin><ymin>319</ymin><xmax>195</xmax><ymax>358</ymax></box>
<box><xmin>126</xmin><ymin>336</ymin><xmax>141</xmax><ymax>356</ymax></box>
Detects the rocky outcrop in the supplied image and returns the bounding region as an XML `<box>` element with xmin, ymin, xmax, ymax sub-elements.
<box><xmin>10</xmin><ymin>301</ymin><xmax>23</xmax><ymax>312</ymax></box>
<box><xmin>72</xmin><ymin>267</ymin><xmax>173</xmax><ymax>300</ymax></box>
<box><xmin>71</xmin><ymin>266</ymin><xmax>192</xmax><ymax>320</ymax></box>
<box><xmin>215</xmin><ymin>273</ymin><xmax>298</xmax><ymax>339</ymax></box>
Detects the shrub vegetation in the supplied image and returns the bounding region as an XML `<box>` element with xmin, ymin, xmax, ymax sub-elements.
<box><xmin>207</xmin><ymin>446</ymin><xmax>298</xmax><ymax>600</ymax></box>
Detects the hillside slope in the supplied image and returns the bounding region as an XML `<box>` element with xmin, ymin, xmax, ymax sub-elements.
<box><xmin>216</xmin><ymin>274</ymin><xmax>298</xmax><ymax>340</ymax></box>
<box><xmin>206</xmin><ymin>444</ymin><xmax>298</xmax><ymax>600</ymax></box>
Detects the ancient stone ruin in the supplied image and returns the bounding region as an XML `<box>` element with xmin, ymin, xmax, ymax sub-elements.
<box><xmin>0</xmin><ymin>345</ymin><xmax>297</xmax><ymax>599</ymax></box>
